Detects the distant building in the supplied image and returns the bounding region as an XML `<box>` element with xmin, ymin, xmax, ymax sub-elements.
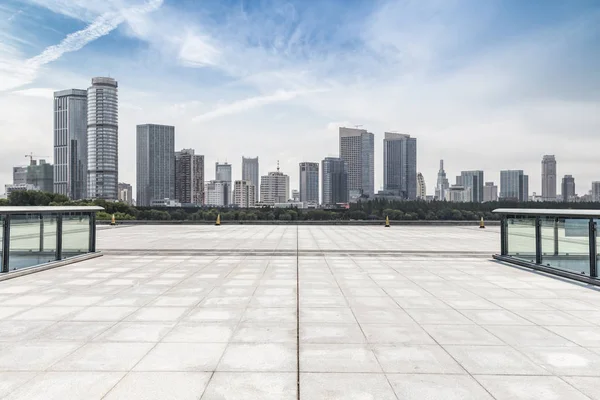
<box><xmin>445</xmin><ymin>185</ymin><xmax>469</xmax><ymax>202</ymax></box>
<box><xmin>541</xmin><ymin>155</ymin><xmax>557</xmax><ymax>201</ymax></box>
<box><xmin>339</xmin><ymin>127</ymin><xmax>374</xmax><ymax>197</ymax></box>
<box><xmin>27</xmin><ymin>160</ymin><xmax>54</xmax><ymax>193</ymax></box>
<box><xmin>136</xmin><ymin>124</ymin><xmax>175</xmax><ymax>207</ymax></box>
<box><xmin>233</xmin><ymin>180</ymin><xmax>256</xmax><ymax>208</ymax></box>
<box><xmin>417</xmin><ymin>172</ymin><xmax>426</xmax><ymax>199</ymax></box>
<box><xmin>291</xmin><ymin>190</ymin><xmax>300</xmax><ymax>202</ymax></box>
<box><xmin>53</xmin><ymin>88</ymin><xmax>87</xmax><ymax>199</ymax></box>
<box><xmin>383</xmin><ymin>132</ymin><xmax>417</xmax><ymax>200</ymax></box>
<box><xmin>322</xmin><ymin>157</ymin><xmax>348</xmax><ymax>206</ymax></box>
<box><xmin>87</xmin><ymin>77</ymin><xmax>118</xmax><ymax>200</ymax></box>
<box><xmin>216</xmin><ymin>162</ymin><xmax>232</xmax><ymax>205</ymax></box>
<box><xmin>13</xmin><ymin>166</ymin><xmax>27</xmax><ymax>185</ymax></box>
<box><xmin>500</xmin><ymin>170</ymin><xmax>529</xmax><ymax>202</ymax></box>
<box><xmin>299</xmin><ymin>162</ymin><xmax>319</xmax><ymax>205</ymax></box>
<box><xmin>561</xmin><ymin>175</ymin><xmax>575</xmax><ymax>203</ymax></box>
<box><xmin>118</xmin><ymin>183</ymin><xmax>133</xmax><ymax>205</ymax></box>
<box><xmin>242</xmin><ymin>157</ymin><xmax>259</xmax><ymax>202</ymax></box>
<box><xmin>460</xmin><ymin>171</ymin><xmax>484</xmax><ymax>202</ymax></box>
<box><xmin>435</xmin><ymin>160</ymin><xmax>450</xmax><ymax>200</ymax></box>
<box><xmin>260</xmin><ymin>165</ymin><xmax>290</xmax><ymax>205</ymax></box>
<box><xmin>175</xmin><ymin>149</ymin><xmax>204</xmax><ymax>205</ymax></box>
<box><xmin>483</xmin><ymin>182</ymin><xmax>498</xmax><ymax>202</ymax></box>
<box><xmin>593</xmin><ymin>182</ymin><xmax>600</xmax><ymax>202</ymax></box>
<box><xmin>150</xmin><ymin>198</ymin><xmax>181</xmax><ymax>207</ymax></box>
<box><xmin>204</xmin><ymin>180</ymin><xmax>228</xmax><ymax>207</ymax></box>
<box><xmin>5</xmin><ymin>183</ymin><xmax>37</xmax><ymax>196</ymax></box>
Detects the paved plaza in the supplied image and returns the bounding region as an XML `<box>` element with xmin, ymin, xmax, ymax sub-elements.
<box><xmin>0</xmin><ymin>225</ymin><xmax>600</xmax><ymax>399</ymax></box>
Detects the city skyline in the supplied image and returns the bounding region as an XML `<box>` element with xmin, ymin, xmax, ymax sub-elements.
<box><xmin>0</xmin><ymin>1</ymin><xmax>598</xmax><ymax>196</ymax></box>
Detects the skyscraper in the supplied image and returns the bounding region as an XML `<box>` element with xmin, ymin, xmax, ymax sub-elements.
<box><xmin>175</xmin><ymin>149</ymin><xmax>204</xmax><ymax>205</ymax></box>
<box><xmin>541</xmin><ymin>155</ymin><xmax>557</xmax><ymax>201</ymax></box>
<box><xmin>87</xmin><ymin>77</ymin><xmax>118</xmax><ymax>200</ymax></box>
<box><xmin>460</xmin><ymin>171</ymin><xmax>484</xmax><ymax>203</ymax></box>
<box><xmin>204</xmin><ymin>180</ymin><xmax>228</xmax><ymax>206</ymax></box>
<box><xmin>383</xmin><ymin>132</ymin><xmax>417</xmax><ymax>200</ymax></box>
<box><xmin>299</xmin><ymin>162</ymin><xmax>319</xmax><ymax>204</ymax></box>
<box><xmin>242</xmin><ymin>157</ymin><xmax>259</xmax><ymax>202</ymax></box>
<box><xmin>321</xmin><ymin>157</ymin><xmax>348</xmax><ymax>206</ymax></box>
<box><xmin>53</xmin><ymin>88</ymin><xmax>87</xmax><ymax>199</ymax></box>
<box><xmin>136</xmin><ymin>124</ymin><xmax>175</xmax><ymax>207</ymax></box>
<box><xmin>260</xmin><ymin>164</ymin><xmax>290</xmax><ymax>205</ymax></box>
<box><xmin>233</xmin><ymin>180</ymin><xmax>256</xmax><ymax>208</ymax></box>
<box><xmin>339</xmin><ymin>127</ymin><xmax>374</xmax><ymax>197</ymax></box>
<box><xmin>483</xmin><ymin>182</ymin><xmax>498</xmax><ymax>202</ymax></box>
<box><xmin>561</xmin><ymin>175</ymin><xmax>575</xmax><ymax>202</ymax></box>
<box><xmin>435</xmin><ymin>160</ymin><xmax>449</xmax><ymax>200</ymax></box>
<box><xmin>12</xmin><ymin>166</ymin><xmax>27</xmax><ymax>185</ymax></box>
<box><xmin>592</xmin><ymin>182</ymin><xmax>600</xmax><ymax>202</ymax></box>
<box><xmin>118</xmin><ymin>183</ymin><xmax>133</xmax><ymax>205</ymax></box>
<box><xmin>417</xmin><ymin>173</ymin><xmax>426</xmax><ymax>199</ymax></box>
<box><xmin>500</xmin><ymin>170</ymin><xmax>529</xmax><ymax>202</ymax></box>
<box><xmin>215</xmin><ymin>162</ymin><xmax>232</xmax><ymax>205</ymax></box>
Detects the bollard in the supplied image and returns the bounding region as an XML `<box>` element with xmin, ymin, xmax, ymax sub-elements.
<box><xmin>216</xmin><ymin>214</ymin><xmax>221</xmax><ymax>226</ymax></box>
<box><xmin>385</xmin><ymin>216</ymin><xmax>390</xmax><ymax>228</ymax></box>
<box><xmin>480</xmin><ymin>217</ymin><xmax>485</xmax><ymax>229</ymax></box>
<box><xmin>111</xmin><ymin>214</ymin><xmax>116</xmax><ymax>226</ymax></box>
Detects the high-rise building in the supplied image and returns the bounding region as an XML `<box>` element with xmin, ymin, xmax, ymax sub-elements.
<box><xmin>541</xmin><ymin>155</ymin><xmax>557</xmax><ymax>201</ymax></box>
<box><xmin>299</xmin><ymin>162</ymin><xmax>319</xmax><ymax>204</ymax></box>
<box><xmin>417</xmin><ymin>172</ymin><xmax>426</xmax><ymax>199</ymax></box>
<box><xmin>260</xmin><ymin>165</ymin><xmax>290</xmax><ymax>205</ymax></box>
<box><xmin>53</xmin><ymin>89</ymin><xmax>87</xmax><ymax>199</ymax></box>
<box><xmin>233</xmin><ymin>180</ymin><xmax>256</xmax><ymax>208</ymax></box>
<box><xmin>435</xmin><ymin>160</ymin><xmax>449</xmax><ymax>200</ymax></box>
<box><xmin>118</xmin><ymin>182</ymin><xmax>133</xmax><ymax>205</ymax></box>
<box><xmin>483</xmin><ymin>182</ymin><xmax>498</xmax><ymax>202</ymax></box>
<box><xmin>87</xmin><ymin>77</ymin><xmax>118</xmax><ymax>200</ymax></box>
<box><xmin>561</xmin><ymin>175</ymin><xmax>575</xmax><ymax>202</ymax></box>
<box><xmin>445</xmin><ymin>185</ymin><xmax>469</xmax><ymax>202</ymax></box>
<box><xmin>136</xmin><ymin>124</ymin><xmax>175</xmax><ymax>207</ymax></box>
<box><xmin>242</xmin><ymin>157</ymin><xmax>259</xmax><ymax>202</ymax></box>
<box><xmin>592</xmin><ymin>182</ymin><xmax>600</xmax><ymax>202</ymax></box>
<box><xmin>12</xmin><ymin>166</ymin><xmax>27</xmax><ymax>185</ymax></box>
<box><xmin>500</xmin><ymin>170</ymin><xmax>529</xmax><ymax>202</ymax></box>
<box><xmin>175</xmin><ymin>149</ymin><xmax>204</xmax><ymax>205</ymax></box>
<box><xmin>322</xmin><ymin>157</ymin><xmax>348</xmax><ymax>205</ymax></box>
<box><xmin>460</xmin><ymin>171</ymin><xmax>484</xmax><ymax>203</ymax></box>
<box><xmin>215</xmin><ymin>162</ymin><xmax>232</xmax><ymax>205</ymax></box>
<box><xmin>204</xmin><ymin>180</ymin><xmax>228</xmax><ymax>206</ymax></box>
<box><xmin>383</xmin><ymin>132</ymin><xmax>417</xmax><ymax>200</ymax></box>
<box><xmin>26</xmin><ymin>160</ymin><xmax>54</xmax><ymax>193</ymax></box>
<box><xmin>339</xmin><ymin>127</ymin><xmax>374</xmax><ymax>197</ymax></box>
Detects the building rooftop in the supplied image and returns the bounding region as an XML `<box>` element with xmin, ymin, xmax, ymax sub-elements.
<box><xmin>0</xmin><ymin>225</ymin><xmax>599</xmax><ymax>399</ymax></box>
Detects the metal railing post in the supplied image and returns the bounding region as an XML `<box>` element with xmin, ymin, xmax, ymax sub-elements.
<box><xmin>589</xmin><ymin>219</ymin><xmax>597</xmax><ymax>278</ymax></box>
<box><xmin>500</xmin><ymin>217</ymin><xmax>507</xmax><ymax>256</ymax></box>
<box><xmin>56</xmin><ymin>214</ymin><xmax>63</xmax><ymax>261</ymax></box>
<box><xmin>89</xmin><ymin>213</ymin><xmax>96</xmax><ymax>253</ymax></box>
<box><xmin>535</xmin><ymin>216</ymin><xmax>542</xmax><ymax>265</ymax></box>
<box><xmin>1</xmin><ymin>215</ymin><xmax>10</xmax><ymax>273</ymax></box>
<box><xmin>553</xmin><ymin>218</ymin><xmax>559</xmax><ymax>256</ymax></box>
<box><xmin>39</xmin><ymin>215</ymin><xmax>44</xmax><ymax>252</ymax></box>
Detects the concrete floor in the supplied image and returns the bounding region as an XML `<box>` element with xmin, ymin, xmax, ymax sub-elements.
<box><xmin>0</xmin><ymin>225</ymin><xmax>599</xmax><ymax>399</ymax></box>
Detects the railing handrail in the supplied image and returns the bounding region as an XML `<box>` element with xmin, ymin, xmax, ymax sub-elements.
<box><xmin>493</xmin><ymin>208</ymin><xmax>600</xmax><ymax>218</ymax></box>
<box><xmin>0</xmin><ymin>206</ymin><xmax>103</xmax><ymax>215</ymax></box>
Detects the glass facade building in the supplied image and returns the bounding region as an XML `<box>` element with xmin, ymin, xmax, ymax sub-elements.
<box><xmin>299</xmin><ymin>162</ymin><xmax>319</xmax><ymax>204</ymax></box>
<box><xmin>136</xmin><ymin>124</ymin><xmax>175</xmax><ymax>207</ymax></box>
<box><xmin>460</xmin><ymin>170</ymin><xmax>484</xmax><ymax>203</ymax></box>
<box><xmin>242</xmin><ymin>157</ymin><xmax>259</xmax><ymax>202</ymax></box>
<box><xmin>322</xmin><ymin>157</ymin><xmax>348</xmax><ymax>205</ymax></box>
<box><xmin>339</xmin><ymin>127</ymin><xmax>374</xmax><ymax>197</ymax></box>
<box><xmin>383</xmin><ymin>132</ymin><xmax>417</xmax><ymax>200</ymax></box>
<box><xmin>500</xmin><ymin>170</ymin><xmax>529</xmax><ymax>202</ymax></box>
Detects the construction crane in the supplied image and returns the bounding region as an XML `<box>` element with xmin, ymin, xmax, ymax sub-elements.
<box><xmin>24</xmin><ymin>153</ymin><xmax>50</xmax><ymax>165</ymax></box>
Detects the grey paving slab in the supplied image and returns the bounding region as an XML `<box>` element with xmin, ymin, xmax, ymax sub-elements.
<box><xmin>301</xmin><ymin>373</ymin><xmax>397</xmax><ymax>400</ymax></box>
<box><xmin>104</xmin><ymin>372</ymin><xmax>211</xmax><ymax>400</ymax></box>
<box><xmin>387</xmin><ymin>374</ymin><xmax>495</xmax><ymax>400</ymax></box>
<box><xmin>475</xmin><ymin>375</ymin><xmax>593</xmax><ymax>400</ymax></box>
<box><xmin>202</xmin><ymin>372</ymin><xmax>297</xmax><ymax>400</ymax></box>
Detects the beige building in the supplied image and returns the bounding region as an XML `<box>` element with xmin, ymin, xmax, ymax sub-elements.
<box><xmin>234</xmin><ymin>180</ymin><xmax>256</xmax><ymax>208</ymax></box>
<box><xmin>260</xmin><ymin>166</ymin><xmax>290</xmax><ymax>205</ymax></box>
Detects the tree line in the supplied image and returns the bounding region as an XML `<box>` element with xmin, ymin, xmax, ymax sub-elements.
<box><xmin>2</xmin><ymin>190</ymin><xmax>600</xmax><ymax>221</ymax></box>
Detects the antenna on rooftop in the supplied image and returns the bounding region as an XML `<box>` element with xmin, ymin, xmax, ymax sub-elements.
<box><xmin>277</xmin><ymin>160</ymin><xmax>280</xmax><ymax>172</ymax></box>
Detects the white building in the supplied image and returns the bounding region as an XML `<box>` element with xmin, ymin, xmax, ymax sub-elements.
<box><xmin>417</xmin><ymin>172</ymin><xmax>426</xmax><ymax>199</ymax></box>
<box><xmin>260</xmin><ymin>166</ymin><xmax>290</xmax><ymax>205</ymax></box>
<box><xmin>5</xmin><ymin>183</ymin><xmax>37</xmax><ymax>196</ymax></box>
<box><xmin>204</xmin><ymin>180</ymin><xmax>228</xmax><ymax>207</ymax></box>
<box><xmin>445</xmin><ymin>185</ymin><xmax>470</xmax><ymax>202</ymax></box>
<box><xmin>149</xmin><ymin>198</ymin><xmax>181</xmax><ymax>207</ymax></box>
<box><xmin>233</xmin><ymin>180</ymin><xmax>256</xmax><ymax>208</ymax></box>
<box><xmin>483</xmin><ymin>182</ymin><xmax>498</xmax><ymax>202</ymax></box>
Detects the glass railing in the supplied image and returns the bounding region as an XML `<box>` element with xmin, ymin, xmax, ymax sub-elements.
<box><xmin>495</xmin><ymin>209</ymin><xmax>598</xmax><ymax>283</ymax></box>
<box><xmin>0</xmin><ymin>206</ymin><xmax>102</xmax><ymax>273</ymax></box>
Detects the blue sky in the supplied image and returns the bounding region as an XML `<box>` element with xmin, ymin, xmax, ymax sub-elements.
<box><xmin>0</xmin><ymin>0</ymin><xmax>599</xmax><ymax>197</ymax></box>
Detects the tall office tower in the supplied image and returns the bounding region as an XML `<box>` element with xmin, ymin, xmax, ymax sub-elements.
<box><xmin>233</xmin><ymin>180</ymin><xmax>256</xmax><ymax>208</ymax></box>
<box><xmin>417</xmin><ymin>172</ymin><xmax>426</xmax><ymax>199</ymax></box>
<box><xmin>435</xmin><ymin>160</ymin><xmax>449</xmax><ymax>200</ymax></box>
<box><xmin>242</xmin><ymin>157</ymin><xmax>259</xmax><ymax>202</ymax></box>
<box><xmin>260</xmin><ymin>164</ymin><xmax>290</xmax><ymax>205</ymax></box>
<box><xmin>87</xmin><ymin>77</ymin><xmax>118</xmax><ymax>200</ymax></box>
<box><xmin>53</xmin><ymin>89</ymin><xmax>88</xmax><ymax>199</ymax></box>
<box><xmin>12</xmin><ymin>166</ymin><xmax>27</xmax><ymax>185</ymax></box>
<box><xmin>592</xmin><ymin>182</ymin><xmax>600</xmax><ymax>202</ymax></box>
<box><xmin>541</xmin><ymin>155</ymin><xmax>557</xmax><ymax>201</ymax></box>
<box><xmin>483</xmin><ymin>182</ymin><xmax>498</xmax><ymax>202</ymax></box>
<box><xmin>460</xmin><ymin>171</ymin><xmax>484</xmax><ymax>202</ymax></box>
<box><xmin>339</xmin><ymin>127</ymin><xmax>374</xmax><ymax>197</ymax></box>
<box><xmin>175</xmin><ymin>149</ymin><xmax>204</xmax><ymax>205</ymax></box>
<box><xmin>299</xmin><ymin>162</ymin><xmax>319</xmax><ymax>204</ymax></box>
<box><xmin>136</xmin><ymin>124</ymin><xmax>175</xmax><ymax>207</ymax></box>
<box><xmin>561</xmin><ymin>175</ymin><xmax>575</xmax><ymax>202</ymax></box>
<box><xmin>215</xmin><ymin>162</ymin><xmax>232</xmax><ymax>205</ymax></box>
<box><xmin>204</xmin><ymin>180</ymin><xmax>228</xmax><ymax>206</ymax></box>
<box><xmin>500</xmin><ymin>170</ymin><xmax>529</xmax><ymax>202</ymax></box>
<box><xmin>118</xmin><ymin>183</ymin><xmax>133</xmax><ymax>205</ymax></box>
<box><xmin>383</xmin><ymin>132</ymin><xmax>417</xmax><ymax>200</ymax></box>
<box><xmin>321</xmin><ymin>157</ymin><xmax>348</xmax><ymax>205</ymax></box>
<box><xmin>27</xmin><ymin>160</ymin><xmax>54</xmax><ymax>193</ymax></box>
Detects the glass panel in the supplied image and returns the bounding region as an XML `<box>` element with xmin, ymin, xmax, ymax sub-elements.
<box><xmin>507</xmin><ymin>217</ymin><xmax>536</xmax><ymax>263</ymax></box>
<box><xmin>541</xmin><ymin>218</ymin><xmax>590</xmax><ymax>276</ymax></box>
<box><xmin>62</xmin><ymin>214</ymin><xmax>90</xmax><ymax>258</ymax></box>
<box><xmin>41</xmin><ymin>215</ymin><xmax>57</xmax><ymax>254</ymax></box>
<box><xmin>0</xmin><ymin>215</ymin><xmax>3</xmax><ymax>268</ymax></box>
<box><xmin>9</xmin><ymin>214</ymin><xmax>55</xmax><ymax>271</ymax></box>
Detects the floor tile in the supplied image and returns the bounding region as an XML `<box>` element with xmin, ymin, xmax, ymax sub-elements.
<box><xmin>406</xmin><ymin>309</ymin><xmax>473</xmax><ymax>325</ymax></box>
<box><xmin>51</xmin><ymin>342</ymin><xmax>153</xmax><ymax>371</ymax></box>
<box><xmin>69</xmin><ymin>307</ymin><xmax>137</xmax><ymax>322</ymax></box>
<box><xmin>361</xmin><ymin>323</ymin><xmax>435</xmax><ymax>344</ymax></box>
<box><xmin>104</xmin><ymin>372</ymin><xmax>211</xmax><ymax>400</ymax></box>
<box><xmin>563</xmin><ymin>377</ymin><xmax>600</xmax><ymax>400</ymax></box>
<box><xmin>476</xmin><ymin>375</ymin><xmax>592</xmax><ymax>400</ymax></box>
<box><xmin>95</xmin><ymin>322</ymin><xmax>174</xmax><ymax>342</ymax></box>
<box><xmin>300</xmin><ymin>323</ymin><xmax>365</xmax><ymax>344</ymax></box>
<box><xmin>163</xmin><ymin>322</ymin><xmax>235</xmax><ymax>343</ymax></box>
<box><xmin>517</xmin><ymin>346</ymin><xmax>600</xmax><ymax>376</ymax></box>
<box><xmin>372</xmin><ymin>344</ymin><xmax>464</xmax><ymax>374</ymax></box>
<box><xmin>301</xmin><ymin>372</ymin><xmax>397</xmax><ymax>400</ymax></box>
<box><xmin>300</xmin><ymin>308</ymin><xmax>356</xmax><ymax>324</ymax></box>
<box><xmin>422</xmin><ymin>325</ymin><xmax>504</xmax><ymax>345</ymax></box>
<box><xmin>35</xmin><ymin>322</ymin><xmax>114</xmax><ymax>341</ymax></box>
<box><xmin>388</xmin><ymin>374</ymin><xmax>494</xmax><ymax>400</ymax></box>
<box><xmin>486</xmin><ymin>325</ymin><xmax>578</xmax><ymax>347</ymax></box>
<box><xmin>232</xmin><ymin>323</ymin><xmax>297</xmax><ymax>343</ymax></box>
<box><xmin>217</xmin><ymin>343</ymin><xmax>296</xmax><ymax>372</ymax></box>
<box><xmin>202</xmin><ymin>372</ymin><xmax>297</xmax><ymax>400</ymax></box>
<box><xmin>300</xmin><ymin>344</ymin><xmax>381</xmax><ymax>373</ymax></box>
<box><xmin>0</xmin><ymin>342</ymin><xmax>81</xmax><ymax>371</ymax></box>
<box><xmin>0</xmin><ymin>372</ymin><xmax>36</xmax><ymax>398</ymax></box>
<box><xmin>135</xmin><ymin>343</ymin><xmax>227</xmax><ymax>371</ymax></box>
<box><xmin>445</xmin><ymin>345</ymin><xmax>550</xmax><ymax>375</ymax></box>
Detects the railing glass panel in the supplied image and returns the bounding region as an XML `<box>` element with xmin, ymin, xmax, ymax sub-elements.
<box><xmin>507</xmin><ymin>217</ymin><xmax>536</xmax><ymax>263</ymax></box>
<box><xmin>62</xmin><ymin>214</ymin><xmax>90</xmax><ymax>258</ymax></box>
<box><xmin>8</xmin><ymin>214</ymin><xmax>55</xmax><ymax>271</ymax></box>
<box><xmin>541</xmin><ymin>218</ymin><xmax>590</xmax><ymax>276</ymax></box>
